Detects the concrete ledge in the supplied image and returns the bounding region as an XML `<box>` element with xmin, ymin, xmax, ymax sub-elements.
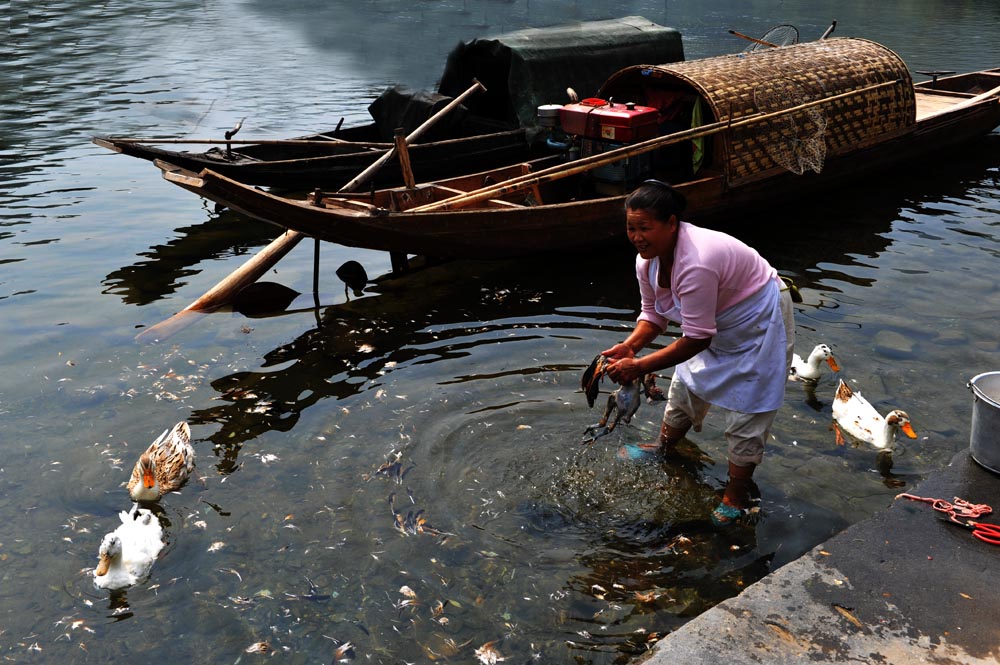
<box><xmin>643</xmin><ymin>451</ymin><xmax>1000</xmax><ymax>664</ymax></box>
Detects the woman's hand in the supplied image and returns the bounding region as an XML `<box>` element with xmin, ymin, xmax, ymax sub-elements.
<box><xmin>606</xmin><ymin>357</ymin><xmax>643</xmax><ymax>384</ymax></box>
<box><xmin>600</xmin><ymin>342</ymin><xmax>635</xmax><ymax>361</ymax></box>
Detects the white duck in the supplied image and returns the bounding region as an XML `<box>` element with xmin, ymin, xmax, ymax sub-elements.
<box><xmin>831</xmin><ymin>379</ymin><xmax>917</xmax><ymax>454</ymax></box>
<box><xmin>789</xmin><ymin>344</ymin><xmax>841</xmax><ymax>382</ymax></box>
<box><xmin>128</xmin><ymin>422</ymin><xmax>195</xmax><ymax>502</ymax></box>
<box><xmin>93</xmin><ymin>505</ymin><xmax>164</xmax><ymax>591</ymax></box>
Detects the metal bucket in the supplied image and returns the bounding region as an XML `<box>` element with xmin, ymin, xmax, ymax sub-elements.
<box><xmin>969</xmin><ymin>371</ymin><xmax>1000</xmax><ymax>474</ymax></box>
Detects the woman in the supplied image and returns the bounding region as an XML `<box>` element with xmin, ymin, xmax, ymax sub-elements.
<box><xmin>603</xmin><ymin>180</ymin><xmax>795</xmax><ymax>526</ymax></box>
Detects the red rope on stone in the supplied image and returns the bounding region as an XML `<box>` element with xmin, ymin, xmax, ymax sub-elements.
<box><xmin>895</xmin><ymin>493</ymin><xmax>993</xmax><ymax>520</ymax></box>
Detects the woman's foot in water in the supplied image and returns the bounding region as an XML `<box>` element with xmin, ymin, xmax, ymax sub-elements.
<box><xmin>616</xmin><ymin>441</ymin><xmax>669</xmax><ymax>461</ymax></box>
<box><xmin>616</xmin><ymin>422</ymin><xmax>687</xmax><ymax>461</ymax></box>
<box><xmin>712</xmin><ymin>462</ymin><xmax>761</xmax><ymax>527</ymax></box>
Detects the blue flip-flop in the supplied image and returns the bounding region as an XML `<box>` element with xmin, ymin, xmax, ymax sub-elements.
<box><xmin>711</xmin><ymin>502</ymin><xmax>744</xmax><ymax>527</ymax></box>
<box><xmin>616</xmin><ymin>443</ymin><xmax>664</xmax><ymax>462</ymax></box>
<box><xmin>711</xmin><ymin>502</ymin><xmax>762</xmax><ymax>527</ymax></box>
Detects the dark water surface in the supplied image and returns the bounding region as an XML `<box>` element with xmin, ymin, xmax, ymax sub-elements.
<box><xmin>2</xmin><ymin>0</ymin><xmax>1000</xmax><ymax>662</ymax></box>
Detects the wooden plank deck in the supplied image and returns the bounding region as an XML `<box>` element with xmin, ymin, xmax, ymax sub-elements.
<box><xmin>914</xmin><ymin>90</ymin><xmax>964</xmax><ymax>121</ymax></box>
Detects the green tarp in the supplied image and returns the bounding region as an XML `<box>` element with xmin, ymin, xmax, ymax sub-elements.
<box><xmin>437</xmin><ymin>16</ymin><xmax>684</xmax><ymax>134</ymax></box>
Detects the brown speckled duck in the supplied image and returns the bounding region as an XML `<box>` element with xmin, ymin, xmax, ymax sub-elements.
<box><xmin>127</xmin><ymin>422</ymin><xmax>195</xmax><ymax>502</ymax></box>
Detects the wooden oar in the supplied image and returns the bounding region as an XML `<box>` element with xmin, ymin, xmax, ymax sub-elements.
<box><xmin>728</xmin><ymin>29</ymin><xmax>779</xmax><ymax>48</ymax></box>
<box><xmin>136</xmin><ymin>80</ymin><xmax>486</xmax><ymax>343</ymax></box>
<box><xmin>819</xmin><ymin>20</ymin><xmax>837</xmax><ymax>40</ymax></box>
<box><xmin>409</xmin><ymin>79</ymin><xmax>902</xmax><ymax>213</ymax></box>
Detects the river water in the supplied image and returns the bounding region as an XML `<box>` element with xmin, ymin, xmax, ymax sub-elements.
<box><xmin>2</xmin><ymin>0</ymin><xmax>999</xmax><ymax>662</ymax></box>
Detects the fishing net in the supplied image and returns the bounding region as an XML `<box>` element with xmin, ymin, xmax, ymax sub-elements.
<box><xmin>752</xmin><ymin>77</ymin><xmax>828</xmax><ymax>174</ymax></box>
<box><xmin>743</xmin><ymin>24</ymin><xmax>799</xmax><ymax>52</ymax></box>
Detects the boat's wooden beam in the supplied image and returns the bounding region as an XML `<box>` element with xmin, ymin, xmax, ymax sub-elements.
<box><xmin>92</xmin><ymin>137</ymin><xmax>122</xmax><ymax>153</ymax></box>
<box><xmin>394</xmin><ymin>128</ymin><xmax>417</xmax><ymax>189</ymax></box>
<box><xmin>157</xmin><ymin>160</ymin><xmax>206</xmax><ymax>188</ymax></box>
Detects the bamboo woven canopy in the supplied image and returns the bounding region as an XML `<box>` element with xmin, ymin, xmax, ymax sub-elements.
<box><xmin>599</xmin><ymin>37</ymin><xmax>915</xmax><ymax>186</ymax></box>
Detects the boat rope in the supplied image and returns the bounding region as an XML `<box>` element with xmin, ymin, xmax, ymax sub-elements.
<box><xmin>895</xmin><ymin>493</ymin><xmax>993</xmax><ymax>520</ymax></box>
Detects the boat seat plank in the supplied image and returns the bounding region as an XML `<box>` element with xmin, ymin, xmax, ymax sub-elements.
<box><xmin>317</xmin><ymin>196</ymin><xmax>382</xmax><ymax>213</ymax></box>
<box><xmin>155</xmin><ymin>159</ymin><xmax>206</xmax><ymax>188</ymax></box>
<box><xmin>914</xmin><ymin>91</ymin><xmax>968</xmax><ymax>120</ymax></box>
<box><xmin>434</xmin><ymin>184</ymin><xmax>525</xmax><ymax>208</ymax></box>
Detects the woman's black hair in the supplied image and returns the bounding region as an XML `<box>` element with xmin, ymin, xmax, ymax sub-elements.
<box><xmin>624</xmin><ymin>179</ymin><xmax>687</xmax><ymax>221</ymax></box>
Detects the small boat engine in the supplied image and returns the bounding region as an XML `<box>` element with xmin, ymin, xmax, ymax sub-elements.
<box><xmin>549</xmin><ymin>97</ymin><xmax>659</xmax><ymax>192</ymax></box>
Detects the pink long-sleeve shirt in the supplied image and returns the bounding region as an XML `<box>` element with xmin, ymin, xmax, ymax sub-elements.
<box><xmin>636</xmin><ymin>222</ymin><xmax>777</xmax><ymax>339</ymax></box>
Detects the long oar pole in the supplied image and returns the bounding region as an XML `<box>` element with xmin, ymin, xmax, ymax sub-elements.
<box><xmin>136</xmin><ymin>80</ymin><xmax>486</xmax><ymax>343</ymax></box>
<box><xmin>409</xmin><ymin>79</ymin><xmax>901</xmax><ymax>213</ymax></box>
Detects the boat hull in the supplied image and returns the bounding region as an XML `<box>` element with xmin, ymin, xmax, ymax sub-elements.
<box><xmin>96</xmin><ymin>127</ymin><xmax>530</xmax><ymax>190</ymax></box>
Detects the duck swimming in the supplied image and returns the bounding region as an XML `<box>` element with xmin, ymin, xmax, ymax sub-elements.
<box><xmin>93</xmin><ymin>505</ymin><xmax>164</xmax><ymax>591</ymax></box>
<box><xmin>127</xmin><ymin>422</ymin><xmax>195</xmax><ymax>502</ymax></box>
<box><xmin>789</xmin><ymin>344</ymin><xmax>841</xmax><ymax>382</ymax></box>
<box><xmin>831</xmin><ymin>379</ymin><xmax>917</xmax><ymax>454</ymax></box>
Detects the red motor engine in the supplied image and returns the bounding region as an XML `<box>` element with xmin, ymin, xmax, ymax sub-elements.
<box><xmin>556</xmin><ymin>98</ymin><xmax>659</xmax><ymax>189</ymax></box>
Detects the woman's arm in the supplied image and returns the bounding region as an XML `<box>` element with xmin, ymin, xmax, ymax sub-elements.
<box><xmin>606</xmin><ymin>334</ymin><xmax>711</xmax><ymax>384</ymax></box>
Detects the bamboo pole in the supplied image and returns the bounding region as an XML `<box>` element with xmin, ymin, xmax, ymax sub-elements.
<box><xmin>98</xmin><ymin>136</ymin><xmax>394</xmax><ymax>148</ymax></box>
<box><xmin>136</xmin><ymin>80</ymin><xmax>486</xmax><ymax>343</ymax></box>
<box><xmin>409</xmin><ymin>79</ymin><xmax>901</xmax><ymax>213</ymax></box>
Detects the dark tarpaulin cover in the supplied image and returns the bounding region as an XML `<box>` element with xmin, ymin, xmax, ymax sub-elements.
<box><xmin>367</xmin><ymin>86</ymin><xmax>471</xmax><ymax>142</ymax></box>
<box><xmin>436</xmin><ymin>16</ymin><xmax>684</xmax><ymax>132</ymax></box>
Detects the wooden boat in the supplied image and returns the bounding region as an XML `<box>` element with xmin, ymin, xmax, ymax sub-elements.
<box><xmin>155</xmin><ymin>39</ymin><xmax>1000</xmax><ymax>260</ymax></box>
<box><xmin>94</xmin><ymin>16</ymin><xmax>684</xmax><ymax>190</ymax></box>
<box><xmin>94</xmin><ymin>121</ymin><xmax>531</xmax><ymax>190</ymax></box>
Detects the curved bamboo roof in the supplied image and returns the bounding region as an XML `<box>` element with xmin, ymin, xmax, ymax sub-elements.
<box><xmin>599</xmin><ymin>38</ymin><xmax>915</xmax><ymax>185</ymax></box>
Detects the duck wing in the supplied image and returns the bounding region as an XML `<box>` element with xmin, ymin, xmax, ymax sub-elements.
<box><xmin>581</xmin><ymin>354</ymin><xmax>607</xmax><ymax>408</ymax></box>
<box><xmin>832</xmin><ymin>380</ymin><xmax>886</xmax><ymax>445</ymax></box>
<box><xmin>152</xmin><ymin>422</ymin><xmax>196</xmax><ymax>493</ymax></box>
<box><xmin>120</xmin><ymin>509</ymin><xmax>164</xmax><ymax>573</ymax></box>
<box><xmin>788</xmin><ymin>353</ymin><xmax>807</xmax><ymax>380</ymax></box>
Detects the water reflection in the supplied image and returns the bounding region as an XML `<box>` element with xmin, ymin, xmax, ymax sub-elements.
<box><xmin>188</xmin><ymin>255</ymin><xmax>637</xmax><ymax>471</ymax></box>
<box><xmin>102</xmin><ymin>210</ymin><xmax>279</xmax><ymax>305</ymax></box>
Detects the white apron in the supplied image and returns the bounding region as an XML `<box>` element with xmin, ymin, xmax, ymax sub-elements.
<box><xmin>656</xmin><ymin>277</ymin><xmax>788</xmax><ymax>413</ymax></box>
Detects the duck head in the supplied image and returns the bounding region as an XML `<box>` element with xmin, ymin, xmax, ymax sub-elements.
<box><xmin>95</xmin><ymin>533</ymin><xmax>122</xmax><ymax>577</ymax></box>
<box><xmin>129</xmin><ymin>452</ymin><xmax>160</xmax><ymax>502</ymax></box>
<box><xmin>886</xmin><ymin>410</ymin><xmax>918</xmax><ymax>439</ymax></box>
<box><xmin>813</xmin><ymin>344</ymin><xmax>841</xmax><ymax>372</ymax></box>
